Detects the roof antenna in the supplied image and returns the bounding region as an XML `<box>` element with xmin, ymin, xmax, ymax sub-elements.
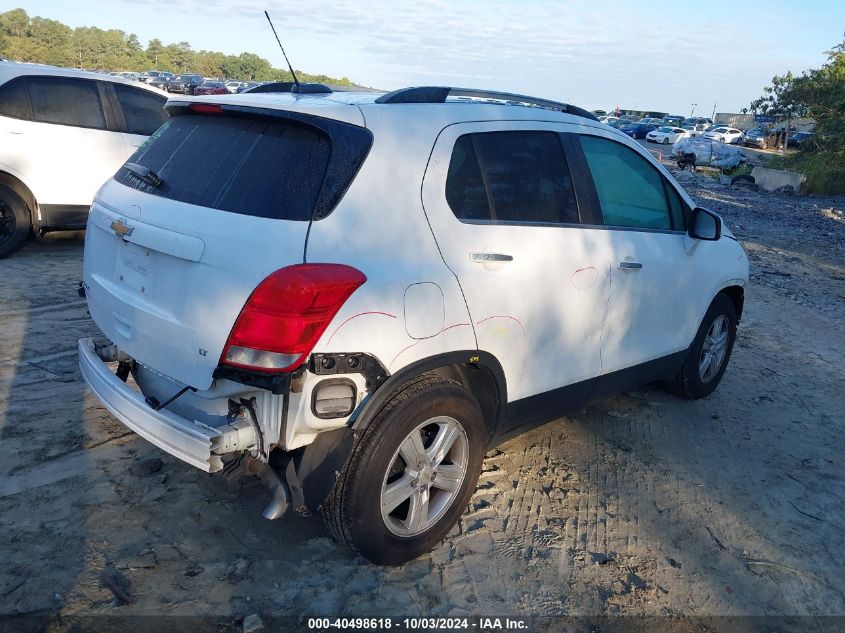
<box><xmin>264</xmin><ymin>10</ymin><xmax>300</xmax><ymax>89</ymax></box>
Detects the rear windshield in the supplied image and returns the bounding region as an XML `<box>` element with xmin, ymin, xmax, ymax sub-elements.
<box><xmin>115</xmin><ymin>111</ymin><xmax>372</xmax><ymax>221</ymax></box>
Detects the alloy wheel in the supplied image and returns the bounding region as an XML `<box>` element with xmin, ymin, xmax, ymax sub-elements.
<box><xmin>380</xmin><ymin>416</ymin><xmax>469</xmax><ymax>537</ymax></box>
<box><xmin>699</xmin><ymin>315</ymin><xmax>730</xmax><ymax>383</ymax></box>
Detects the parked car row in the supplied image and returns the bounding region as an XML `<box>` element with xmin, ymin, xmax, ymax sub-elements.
<box><xmin>596</xmin><ymin>110</ymin><xmax>815</xmax><ymax>151</ymax></box>
<box><xmin>100</xmin><ymin>70</ymin><xmax>284</xmax><ymax>96</ymax></box>
<box><xmin>600</xmin><ymin>113</ymin><xmax>798</xmax><ymax>148</ymax></box>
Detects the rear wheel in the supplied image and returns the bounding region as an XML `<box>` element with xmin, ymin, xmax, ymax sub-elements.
<box><xmin>322</xmin><ymin>375</ymin><xmax>485</xmax><ymax>565</ymax></box>
<box><xmin>666</xmin><ymin>294</ymin><xmax>737</xmax><ymax>399</ymax></box>
<box><xmin>0</xmin><ymin>185</ymin><xmax>31</xmax><ymax>258</ymax></box>
<box><xmin>663</xmin><ymin>137</ymin><xmax>670</xmax><ymax>145</ymax></box>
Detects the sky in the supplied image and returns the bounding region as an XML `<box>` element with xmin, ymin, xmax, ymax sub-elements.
<box><xmin>3</xmin><ymin>0</ymin><xmax>844</xmax><ymax>114</ymax></box>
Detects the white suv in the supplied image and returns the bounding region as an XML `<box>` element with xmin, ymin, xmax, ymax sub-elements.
<box><xmin>79</xmin><ymin>85</ymin><xmax>749</xmax><ymax>565</ymax></box>
<box><xmin>0</xmin><ymin>63</ymin><xmax>168</xmax><ymax>257</ymax></box>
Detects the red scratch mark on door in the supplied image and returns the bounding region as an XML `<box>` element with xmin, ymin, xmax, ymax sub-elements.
<box><xmin>570</xmin><ymin>266</ymin><xmax>598</xmax><ymax>291</ymax></box>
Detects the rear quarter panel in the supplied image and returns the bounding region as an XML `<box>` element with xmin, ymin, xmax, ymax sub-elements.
<box><xmin>304</xmin><ymin>106</ymin><xmax>476</xmax><ymax>376</ymax></box>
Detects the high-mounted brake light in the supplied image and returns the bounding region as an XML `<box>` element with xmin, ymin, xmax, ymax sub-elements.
<box><xmin>189</xmin><ymin>103</ymin><xmax>224</xmax><ymax>114</ymax></box>
<box><xmin>220</xmin><ymin>264</ymin><xmax>367</xmax><ymax>373</ymax></box>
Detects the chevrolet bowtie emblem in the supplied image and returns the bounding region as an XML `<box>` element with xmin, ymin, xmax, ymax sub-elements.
<box><xmin>110</xmin><ymin>219</ymin><xmax>134</xmax><ymax>238</ymax></box>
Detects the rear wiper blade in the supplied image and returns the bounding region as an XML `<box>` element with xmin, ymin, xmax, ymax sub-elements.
<box><xmin>125</xmin><ymin>163</ymin><xmax>162</xmax><ymax>187</ymax></box>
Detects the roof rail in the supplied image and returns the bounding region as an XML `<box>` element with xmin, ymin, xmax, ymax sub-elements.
<box><xmin>375</xmin><ymin>86</ymin><xmax>598</xmax><ymax>121</ymax></box>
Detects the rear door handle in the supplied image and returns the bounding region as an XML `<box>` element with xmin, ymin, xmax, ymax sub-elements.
<box><xmin>470</xmin><ymin>252</ymin><xmax>513</xmax><ymax>263</ymax></box>
<box><xmin>619</xmin><ymin>261</ymin><xmax>643</xmax><ymax>270</ymax></box>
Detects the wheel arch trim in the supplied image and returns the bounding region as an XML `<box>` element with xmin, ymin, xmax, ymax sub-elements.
<box><xmin>0</xmin><ymin>169</ymin><xmax>38</xmax><ymax>228</ymax></box>
<box><xmin>717</xmin><ymin>282</ymin><xmax>745</xmax><ymax>321</ymax></box>
<box><xmin>348</xmin><ymin>350</ymin><xmax>507</xmax><ymax>439</ymax></box>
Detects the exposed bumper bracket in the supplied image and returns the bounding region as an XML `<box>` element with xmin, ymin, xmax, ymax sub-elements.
<box><xmin>79</xmin><ymin>338</ymin><xmax>256</xmax><ymax>473</ymax></box>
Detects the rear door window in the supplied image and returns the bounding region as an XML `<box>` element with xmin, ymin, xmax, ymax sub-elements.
<box><xmin>0</xmin><ymin>77</ymin><xmax>32</xmax><ymax>119</ymax></box>
<box><xmin>113</xmin><ymin>84</ymin><xmax>168</xmax><ymax>135</ymax></box>
<box><xmin>446</xmin><ymin>131</ymin><xmax>580</xmax><ymax>225</ymax></box>
<box><xmin>579</xmin><ymin>135</ymin><xmax>674</xmax><ymax>230</ymax></box>
<box><xmin>27</xmin><ymin>77</ymin><xmax>107</xmax><ymax>129</ymax></box>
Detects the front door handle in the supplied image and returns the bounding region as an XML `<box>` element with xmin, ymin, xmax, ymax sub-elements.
<box><xmin>470</xmin><ymin>252</ymin><xmax>513</xmax><ymax>263</ymax></box>
<box><xmin>619</xmin><ymin>261</ymin><xmax>643</xmax><ymax>270</ymax></box>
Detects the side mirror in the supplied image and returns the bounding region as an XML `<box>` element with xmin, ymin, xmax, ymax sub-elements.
<box><xmin>689</xmin><ymin>207</ymin><xmax>722</xmax><ymax>241</ymax></box>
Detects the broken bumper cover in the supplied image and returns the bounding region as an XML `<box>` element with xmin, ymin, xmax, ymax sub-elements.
<box><xmin>78</xmin><ymin>338</ymin><xmax>254</xmax><ymax>473</ymax></box>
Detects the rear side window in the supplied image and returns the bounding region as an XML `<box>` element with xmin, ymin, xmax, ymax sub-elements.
<box><xmin>0</xmin><ymin>77</ymin><xmax>31</xmax><ymax>119</ymax></box>
<box><xmin>27</xmin><ymin>77</ymin><xmax>106</xmax><ymax>129</ymax></box>
<box><xmin>444</xmin><ymin>136</ymin><xmax>488</xmax><ymax>221</ymax></box>
<box><xmin>115</xmin><ymin>112</ymin><xmax>372</xmax><ymax>221</ymax></box>
<box><xmin>113</xmin><ymin>84</ymin><xmax>167</xmax><ymax>135</ymax></box>
<box><xmin>446</xmin><ymin>131</ymin><xmax>579</xmax><ymax>225</ymax></box>
<box><xmin>579</xmin><ymin>135</ymin><xmax>673</xmax><ymax>230</ymax></box>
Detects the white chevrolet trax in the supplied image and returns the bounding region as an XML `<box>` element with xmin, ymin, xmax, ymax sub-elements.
<box><xmin>0</xmin><ymin>63</ymin><xmax>168</xmax><ymax>257</ymax></box>
<box><xmin>79</xmin><ymin>85</ymin><xmax>749</xmax><ymax>565</ymax></box>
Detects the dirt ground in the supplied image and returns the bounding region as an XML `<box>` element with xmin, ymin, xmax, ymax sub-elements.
<box><xmin>1</xmin><ymin>171</ymin><xmax>843</xmax><ymax>632</ymax></box>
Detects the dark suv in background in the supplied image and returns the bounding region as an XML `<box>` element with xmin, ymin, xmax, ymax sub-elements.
<box><xmin>743</xmin><ymin>127</ymin><xmax>779</xmax><ymax>150</ymax></box>
<box><xmin>168</xmin><ymin>74</ymin><xmax>204</xmax><ymax>95</ymax></box>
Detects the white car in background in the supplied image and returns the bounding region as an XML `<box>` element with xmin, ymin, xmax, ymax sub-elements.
<box><xmin>0</xmin><ymin>62</ymin><xmax>168</xmax><ymax>257</ymax></box>
<box><xmin>79</xmin><ymin>84</ymin><xmax>748</xmax><ymax>565</ymax></box>
<box><xmin>704</xmin><ymin>127</ymin><xmax>744</xmax><ymax>144</ymax></box>
<box><xmin>225</xmin><ymin>80</ymin><xmax>243</xmax><ymax>94</ymax></box>
<box><xmin>646</xmin><ymin>126</ymin><xmax>690</xmax><ymax>144</ymax></box>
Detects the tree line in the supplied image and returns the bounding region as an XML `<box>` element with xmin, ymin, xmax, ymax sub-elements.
<box><xmin>0</xmin><ymin>8</ymin><xmax>353</xmax><ymax>85</ymax></box>
<box><xmin>750</xmin><ymin>34</ymin><xmax>844</xmax><ymax>194</ymax></box>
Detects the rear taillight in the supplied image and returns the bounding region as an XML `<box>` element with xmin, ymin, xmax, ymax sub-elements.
<box><xmin>220</xmin><ymin>264</ymin><xmax>366</xmax><ymax>373</ymax></box>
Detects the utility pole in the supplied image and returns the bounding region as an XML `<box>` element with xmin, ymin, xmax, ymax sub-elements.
<box><xmin>711</xmin><ymin>102</ymin><xmax>717</xmax><ymax>122</ymax></box>
<box><xmin>690</xmin><ymin>103</ymin><xmax>697</xmax><ymax>118</ymax></box>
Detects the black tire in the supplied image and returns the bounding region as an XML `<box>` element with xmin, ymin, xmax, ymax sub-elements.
<box><xmin>0</xmin><ymin>184</ymin><xmax>31</xmax><ymax>258</ymax></box>
<box><xmin>663</xmin><ymin>137</ymin><xmax>670</xmax><ymax>145</ymax></box>
<box><xmin>666</xmin><ymin>294</ymin><xmax>737</xmax><ymax>400</ymax></box>
<box><xmin>322</xmin><ymin>375</ymin><xmax>485</xmax><ymax>565</ymax></box>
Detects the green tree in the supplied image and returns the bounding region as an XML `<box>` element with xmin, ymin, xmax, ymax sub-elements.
<box><xmin>750</xmin><ymin>71</ymin><xmax>808</xmax><ymax>120</ymax></box>
<box><xmin>0</xmin><ymin>8</ymin><xmax>28</xmax><ymax>39</ymax></box>
<box><xmin>751</xmin><ymin>34</ymin><xmax>845</xmax><ymax>193</ymax></box>
<box><xmin>164</xmin><ymin>41</ymin><xmax>194</xmax><ymax>73</ymax></box>
<box><xmin>146</xmin><ymin>38</ymin><xmax>165</xmax><ymax>67</ymax></box>
<box><xmin>0</xmin><ymin>7</ymin><xmax>356</xmax><ymax>85</ymax></box>
<box><xmin>222</xmin><ymin>52</ymin><xmax>272</xmax><ymax>80</ymax></box>
<box><xmin>194</xmin><ymin>50</ymin><xmax>227</xmax><ymax>77</ymax></box>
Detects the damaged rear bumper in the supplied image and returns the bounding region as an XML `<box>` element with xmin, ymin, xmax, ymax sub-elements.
<box><xmin>78</xmin><ymin>337</ymin><xmax>255</xmax><ymax>473</ymax></box>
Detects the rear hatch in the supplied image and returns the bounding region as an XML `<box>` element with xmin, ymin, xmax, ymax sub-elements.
<box><xmin>83</xmin><ymin>102</ymin><xmax>372</xmax><ymax>390</ymax></box>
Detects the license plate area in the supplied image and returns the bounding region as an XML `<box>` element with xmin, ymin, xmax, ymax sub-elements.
<box><xmin>118</xmin><ymin>241</ymin><xmax>154</xmax><ymax>296</ymax></box>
